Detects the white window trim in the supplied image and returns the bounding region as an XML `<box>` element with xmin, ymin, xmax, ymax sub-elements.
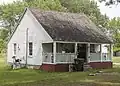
<box><xmin>28</xmin><ymin>42</ymin><xmax>33</xmax><ymax>56</ymax></box>
<box><xmin>13</xmin><ymin>43</ymin><xmax>17</xmax><ymax>56</ymax></box>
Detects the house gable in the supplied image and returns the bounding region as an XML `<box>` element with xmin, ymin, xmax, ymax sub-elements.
<box><xmin>8</xmin><ymin>8</ymin><xmax>53</xmax><ymax>44</ymax></box>
<box><xmin>7</xmin><ymin>8</ymin><xmax>53</xmax><ymax>65</ymax></box>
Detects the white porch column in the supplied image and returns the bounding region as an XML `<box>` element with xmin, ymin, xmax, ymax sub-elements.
<box><xmin>53</xmin><ymin>42</ymin><xmax>56</xmax><ymax>63</ymax></box>
<box><xmin>86</xmin><ymin>43</ymin><xmax>90</xmax><ymax>63</ymax></box>
<box><xmin>100</xmin><ymin>44</ymin><xmax>102</xmax><ymax>62</ymax></box>
<box><xmin>75</xmin><ymin>43</ymin><xmax>77</xmax><ymax>58</ymax></box>
<box><xmin>110</xmin><ymin>44</ymin><xmax>113</xmax><ymax>61</ymax></box>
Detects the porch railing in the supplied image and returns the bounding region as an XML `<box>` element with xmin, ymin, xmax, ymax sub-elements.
<box><xmin>90</xmin><ymin>53</ymin><xmax>101</xmax><ymax>62</ymax></box>
<box><xmin>56</xmin><ymin>53</ymin><xmax>76</xmax><ymax>63</ymax></box>
<box><xmin>42</xmin><ymin>53</ymin><xmax>53</xmax><ymax>63</ymax></box>
<box><xmin>42</xmin><ymin>53</ymin><xmax>76</xmax><ymax>63</ymax></box>
<box><xmin>102</xmin><ymin>53</ymin><xmax>111</xmax><ymax>61</ymax></box>
<box><xmin>42</xmin><ymin>53</ymin><xmax>111</xmax><ymax>63</ymax></box>
<box><xmin>90</xmin><ymin>53</ymin><xmax>111</xmax><ymax>62</ymax></box>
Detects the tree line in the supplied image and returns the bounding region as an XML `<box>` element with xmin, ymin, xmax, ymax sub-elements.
<box><xmin>0</xmin><ymin>0</ymin><xmax>119</xmax><ymax>53</ymax></box>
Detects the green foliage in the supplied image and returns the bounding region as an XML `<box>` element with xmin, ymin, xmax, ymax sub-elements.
<box><xmin>0</xmin><ymin>0</ymin><xmax>109</xmax><ymax>31</ymax></box>
<box><xmin>0</xmin><ymin>39</ymin><xmax>5</xmax><ymax>53</ymax></box>
<box><xmin>0</xmin><ymin>0</ymin><xmax>66</xmax><ymax>46</ymax></box>
<box><xmin>0</xmin><ymin>1</ymin><xmax>27</xmax><ymax>25</ymax></box>
<box><xmin>0</xmin><ymin>0</ymin><xmax>109</xmax><ymax>33</ymax></box>
<box><xmin>60</xmin><ymin>0</ymin><xmax>109</xmax><ymax>27</ymax></box>
<box><xmin>107</xmin><ymin>17</ymin><xmax>120</xmax><ymax>52</ymax></box>
<box><xmin>0</xmin><ymin>0</ymin><xmax>118</xmax><ymax>53</ymax></box>
<box><xmin>0</xmin><ymin>0</ymin><xmax>66</xmax><ymax>30</ymax></box>
<box><xmin>26</xmin><ymin>0</ymin><xmax>66</xmax><ymax>11</ymax></box>
<box><xmin>0</xmin><ymin>29</ymin><xmax>8</xmax><ymax>53</ymax></box>
<box><xmin>0</xmin><ymin>29</ymin><xmax>9</xmax><ymax>41</ymax></box>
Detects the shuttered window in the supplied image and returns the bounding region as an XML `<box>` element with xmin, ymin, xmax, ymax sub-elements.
<box><xmin>29</xmin><ymin>42</ymin><xmax>33</xmax><ymax>55</ymax></box>
<box><xmin>13</xmin><ymin>43</ymin><xmax>17</xmax><ymax>55</ymax></box>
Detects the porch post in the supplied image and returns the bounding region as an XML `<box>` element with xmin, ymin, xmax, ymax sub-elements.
<box><xmin>110</xmin><ymin>44</ymin><xmax>113</xmax><ymax>61</ymax></box>
<box><xmin>53</xmin><ymin>42</ymin><xmax>56</xmax><ymax>63</ymax></box>
<box><xmin>75</xmin><ymin>43</ymin><xmax>77</xmax><ymax>58</ymax></box>
<box><xmin>100</xmin><ymin>44</ymin><xmax>102</xmax><ymax>62</ymax></box>
<box><xmin>86</xmin><ymin>43</ymin><xmax>90</xmax><ymax>63</ymax></box>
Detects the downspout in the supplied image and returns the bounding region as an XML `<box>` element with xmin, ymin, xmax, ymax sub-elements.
<box><xmin>25</xmin><ymin>28</ymin><xmax>29</xmax><ymax>67</ymax></box>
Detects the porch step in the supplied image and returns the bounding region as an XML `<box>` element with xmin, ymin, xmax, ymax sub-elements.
<box><xmin>83</xmin><ymin>64</ymin><xmax>92</xmax><ymax>71</ymax></box>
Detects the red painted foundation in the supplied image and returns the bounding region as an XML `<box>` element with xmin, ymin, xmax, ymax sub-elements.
<box><xmin>40</xmin><ymin>62</ymin><xmax>112</xmax><ymax>72</ymax></box>
<box><xmin>40</xmin><ymin>64</ymin><xmax>69</xmax><ymax>72</ymax></box>
<box><xmin>88</xmin><ymin>62</ymin><xmax>113</xmax><ymax>69</ymax></box>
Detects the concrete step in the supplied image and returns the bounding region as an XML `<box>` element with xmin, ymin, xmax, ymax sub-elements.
<box><xmin>83</xmin><ymin>64</ymin><xmax>92</xmax><ymax>71</ymax></box>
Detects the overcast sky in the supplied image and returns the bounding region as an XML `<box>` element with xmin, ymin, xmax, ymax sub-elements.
<box><xmin>0</xmin><ymin>0</ymin><xmax>20</xmax><ymax>4</ymax></box>
<box><xmin>0</xmin><ymin>0</ymin><xmax>120</xmax><ymax>19</ymax></box>
<box><xmin>96</xmin><ymin>1</ymin><xmax>120</xmax><ymax>19</ymax></box>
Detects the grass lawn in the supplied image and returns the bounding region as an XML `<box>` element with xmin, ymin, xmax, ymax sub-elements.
<box><xmin>1</xmin><ymin>57</ymin><xmax>120</xmax><ymax>86</ymax></box>
<box><xmin>113</xmin><ymin>57</ymin><xmax>120</xmax><ymax>63</ymax></box>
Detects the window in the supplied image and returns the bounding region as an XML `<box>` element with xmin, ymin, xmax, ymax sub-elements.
<box><xmin>13</xmin><ymin>43</ymin><xmax>17</xmax><ymax>55</ymax></box>
<box><xmin>90</xmin><ymin>44</ymin><xmax>95</xmax><ymax>53</ymax></box>
<box><xmin>29</xmin><ymin>42</ymin><xmax>33</xmax><ymax>55</ymax></box>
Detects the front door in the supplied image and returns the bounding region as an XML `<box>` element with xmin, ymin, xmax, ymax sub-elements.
<box><xmin>77</xmin><ymin>44</ymin><xmax>87</xmax><ymax>62</ymax></box>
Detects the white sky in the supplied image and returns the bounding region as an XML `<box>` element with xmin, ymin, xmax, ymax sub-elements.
<box><xmin>0</xmin><ymin>0</ymin><xmax>20</xmax><ymax>4</ymax></box>
<box><xmin>0</xmin><ymin>0</ymin><xmax>120</xmax><ymax>19</ymax></box>
<box><xmin>96</xmin><ymin>1</ymin><xmax>120</xmax><ymax>19</ymax></box>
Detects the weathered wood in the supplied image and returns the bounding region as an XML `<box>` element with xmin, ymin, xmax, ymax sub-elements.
<box><xmin>110</xmin><ymin>44</ymin><xmax>113</xmax><ymax>60</ymax></box>
<box><xmin>75</xmin><ymin>43</ymin><xmax>77</xmax><ymax>58</ymax></box>
<box><xmin>53</xmin><ymin>42</ymin><xmax>56</xmax><ymax>63</ymax></box>
<box><xmin>86</xmin><ymin>43</ymin><xmax>90</xmax><ymax>63</ymax></box>
<box><xmin>100</xmin><ymin>44</ymin><xmax>102</xmax><ymax>62</ymax></box>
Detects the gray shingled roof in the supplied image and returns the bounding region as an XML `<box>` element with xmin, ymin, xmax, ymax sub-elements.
<box><xmin>29</xmin><ymin>8</ymin><xmax>112</xmax><ymax>43</ymax></box>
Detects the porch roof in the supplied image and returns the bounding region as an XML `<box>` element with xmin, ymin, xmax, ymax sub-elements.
<box><xmin>30</xmin><ymin>8</ymin><xmax>112</xmax><ymax>44</ymax></box>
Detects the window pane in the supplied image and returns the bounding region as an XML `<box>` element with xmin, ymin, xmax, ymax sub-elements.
<box><xmin>29</xmin><ymin>42</ymin><xmax>33</xmax><ymax>55</ymax></box>
<box><xmin>14</xmin><ymin>43</ymin><xmax>17</xmax><ymax>55</ymax></box>
<box><xmin>90</xmin><ymin>44</ymin><xmax>95</xmax><ymax>53</ymax></box>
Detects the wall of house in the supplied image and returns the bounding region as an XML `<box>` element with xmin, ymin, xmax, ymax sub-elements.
<box><xmin>40</xmin><ymin>64</ymin><xmax>69</xmax><ymax>72</ymax></box>
<box><xmin>40</xmin><ymin>62</ymin><xmax>112</xmax><ymax>72</ymax></box>
<box><xmin>88</xmin><ymin>62</ymin><xmax>112</xmax><ymax>69</ymax></box>
<box><xmin>7</xmin><ymin>9</ymin><xmax>53</xmax><ymax>65</ymax></box>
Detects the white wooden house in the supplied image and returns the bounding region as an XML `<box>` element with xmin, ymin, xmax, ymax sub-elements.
<box><xmin>7</xmin><ymin>8</ymin><xmax>113</xmax><ymax>72</ymax></box>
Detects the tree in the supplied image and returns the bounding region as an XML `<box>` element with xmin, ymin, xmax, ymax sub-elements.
<box><xmin>106</xmin><ymin>17</ymin><xmax>120</xmax><ymax>52</ymax></box>
<box><xmin>0</xmin><ymin>0</ymin><xmax>66</xmax><ymax>35</ymax></box>
<box><xmin>0</xmin><ymin>39</ymin><xmax>5</xmax><ymax>53</ymax></box>
<box><xmin>0</xmin><ymin>29</ymin><xmax>9</xmax><ymax>41</ymax></box>
<box><xmin>0</xmin><ymin>1</ymin><xmax>28</xmax><ymax>34</ymax></box>
<box><xmin>60</xmin><ymin>0</ymin><xmax>109</xmax><ymax>27</ymax></box>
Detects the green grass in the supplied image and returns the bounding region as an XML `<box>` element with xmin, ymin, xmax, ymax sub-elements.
<box><xmin>113</xmin><ymin>57</ymin><xmax>120</xmax><ymax>63</ymax></box>
<box><xmin>1</xmin><ymin>56</ymin><xmax>120</xmax><ymax>86</ymax></box>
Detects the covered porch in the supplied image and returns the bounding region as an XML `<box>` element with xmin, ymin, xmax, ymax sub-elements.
<box><xmin>42</xmin><ymin>41</ymin><xmax>113</xmax><ymax>64</ymax></box>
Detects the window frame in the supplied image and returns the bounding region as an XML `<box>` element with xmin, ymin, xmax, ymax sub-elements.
<box><xmin>13</xmin><ymin>43</ymin><xmax>17</xmax><ymax>55</ymax></box>
<box><xmin>29</xmin><ymin>42</ymin><xmax>33</xmax><ymax>56</ymax></box>
<box><xmin>90</xmin><ymin>44</ymin><xmax>95</xmax><ymax>53</ymax></box>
